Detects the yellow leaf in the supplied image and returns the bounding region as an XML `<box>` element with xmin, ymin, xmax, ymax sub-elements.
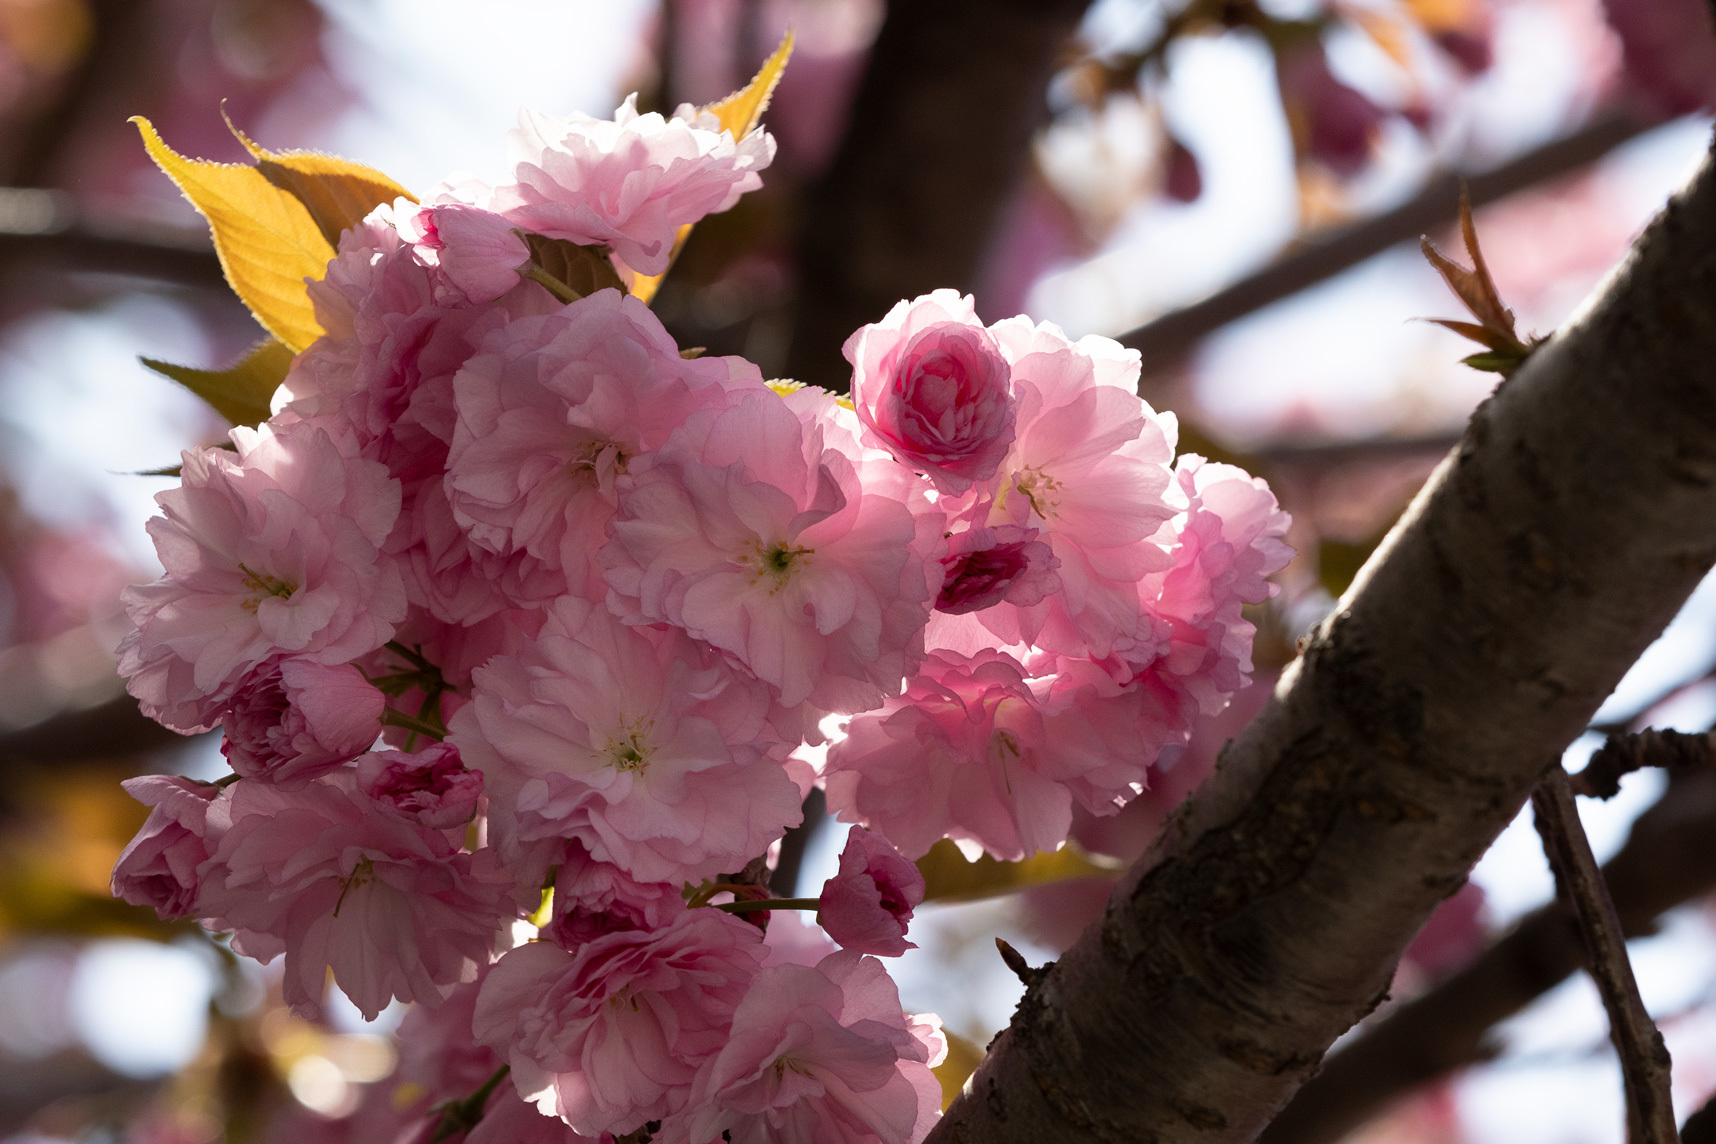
<box><xmin>627</xmin><ymin>31</ymin><xmax>794</xmax><ymax>303</ymax></box>
<box><xmin>934</xmin><ymin>1031</ymin><xmax>986</xmax><ymax>1110</ymax></box>
<box><xmin>224</xmin><ymin>112</ymin><xmax>415</xmax><ymax>248</ymax></box>
<box><xmin>916</xmin><ymin>839</ymin><xmax>1121</xmax><ymax>904</ymax></box>
<box><xmin>707</xmin><ymin>29</ymin><xmax>795</xmax><ymax>142</ymax></box>
<box><xmin>142</xmin><ymin>337</ymin><xmax>293</xmax><ymax>427</ymax></box>
<box><xmin>132</xmin><ymin>116</ymin><xmax>331</xmax><ymax>352</ymax></box>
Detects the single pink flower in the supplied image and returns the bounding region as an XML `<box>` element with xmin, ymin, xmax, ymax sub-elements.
<box><xmin>221</xmin><ymin>657</ymin><xmax>384</xmax><ymax>787</ymax></box>
<box><xmin>472</xmin><ymin>909</ymin><xmax>766</xmax><ymax>1137</ymax></box>
<box><xmin>452</xmin><ymin>595</ymin><xmax>802</xmax><ymax>887</ymax></box>
<box><xmin>1099</xmin><ymin>454</ymin><xmax>1292</xmax><ymax>749</ymax></box>
<box><xmin>117</xmin><ymin>420</ymin><xmax>406</xmax><ymax>733</ymax></box>
<box><xmin>494</xmin><ymin>96</ymin><xmax>775</xmax><ymax>275</ymax></box>
<box><xmin>447</xmin><ymin>289</ymin><xmax>759</xmax><ymax>599</ymax></box>
<box><xmin>936</xmin><ymin>525</ymin><xmax>1060</xmax><ymax>615</ymax></box>
<box><xmin>111</xmin><ymin>775</ymin><xmax>221</xmax><ymax>919</ymax></box>
<box><xmin>601</xmin><ymin>388</ymin><xmax>943</xmax><ymax>713</ymax></box>
<box><xmin>402</xmin><ymin>202</ymin><xmax>532</xmax><ymax>304</ymax></box>
<box><xmin>823</xmin><ymin>648</ymin><xmax>1147</xmax><ymax>861</ymax></box>
<box><xmin>387</xmin><ymin>969</ymin><xmax>600</xmax><ymax>1144</ymax></box>
<box><xmin>845</xmin><ymin>290</ymin><xmax>1016</xmax><ymax>494</ymax></box>
<box><xmin>963</xmin><ymin>316</ymin><xmax>1179</xmax><ymax>659</ymax></box>
<box><xmin>542</xmin><ymin>841</ymin><xmax>685</xmax><ymax>947</ymax></box>
<box><xmin>817</xmin><ymin>828</ymin><xmax>925</xmax><ymax>957</ymax></box>
<box><xmin>356</xmin><ymin>741</ymin><xmax>484</xmax><ymax>829</ymax></box>
<box><xmin>673</xmin><ymin>949</ymin><xmax>945</xmax><ymax>1144</ymax></box>
<box><xmin>197</xmin><ymin>771</ymin><xmax>516</xmax><ymax>1019</ymax></box>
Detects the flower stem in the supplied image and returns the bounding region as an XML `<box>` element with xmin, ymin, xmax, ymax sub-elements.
<box><xmin>714</xmin><ymin>897</ymin><xmax>820</xmax><ymax>914</ymax></box>
<box><xmin>382</xmin><ymin>707</ymin><xmax>445</xmax><ymax>742</ymax></box>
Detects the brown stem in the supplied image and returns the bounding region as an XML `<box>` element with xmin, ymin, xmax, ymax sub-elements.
<box><xmin>1119</xmin><ymin>107</ymin><xmax>1664</xmax><ymax>383</ymax></box>
<box><xmin>1532</xmin><ymin>768</ymin><xmax>1678</xmax><ymax>1144</ymax></box>
<box><xmin>1572</xmin><ymin>728</ymin><xmax>1715</xmax><ymax>799</ymax></box>
<box><xmin>928</xmin><ymin>130</ymin><xmax>1716</xmax><ymax>1144</ymax></box>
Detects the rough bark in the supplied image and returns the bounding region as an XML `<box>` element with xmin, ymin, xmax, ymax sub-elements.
<box><xmin>928</xmin><ymin>130</ymin><xmax>1716</xmax><ymax>1144</ymax></box>
<box><xmin>782</xmin><ymin>0</ymin><xmax>1093</xmax><ymax>391</ymax></box>
<box><xmin>1262</xmin><ymin>762</ymin><xmax>1716</xmax><ymax>1144</ymax></box>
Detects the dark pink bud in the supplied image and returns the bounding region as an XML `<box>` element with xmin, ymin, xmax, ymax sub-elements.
<box><xmin>817</xmin><ymin>827</ymin><xmax>925</xmax><ymax>956</ymax></box>
<box><xmin>937</xmin><ymin>525</ymin><xmax>1061</xmax><ymax>614</ymax></box>
<box><xmin>1277</xmin><ymin>44</ymin><xmax>1385</xmax><ymax>177</ymax></box>
<box><xmin>221</xmin><ymin>657</ymin><xmax>384</xmax><ymax>788</ymax></box>
<box><xmin>1163</xmin><ymin>135</ymin><xmax>1203</xmax><ymax>203</ymax></box>
<box><xmin>112</xmin><ymin>775</ymin><xmax>221</xmax><ymax>920</ymax></box>
<box><xmin>357</xmin><ymin>742</ymin><xmax>483</xmax><ymax>829</ymax></box>
<box><xmin>846</xmin><ymin>291</ymin><xmax>1017</xmax><ymax>494</ymax></box>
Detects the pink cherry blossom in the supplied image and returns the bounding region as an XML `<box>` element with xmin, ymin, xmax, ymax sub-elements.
<box><xmin>472</xmin><ymin>908</ymin><xmax>766</xmax><ymax>1137</ymax></box>
<box><xmin>1099</xmin><ymin>455</ymin><xmax>1292</xmax><ymax>751</ymax></box>
<box><xmin>401</xmin><ymin>202</ymin><xmax>532</xmax><ymax>304</ymax></box>
<box><xmin>494</xmin><ymin>96</ymin><xmax>775</xmax><ymax>275</ymax></box>
<box><xmin>356</xmin><ymin>741</ymin><xmax>484</xmax><ymax>829</ymax></box>
<box><xmin>965</xmin><ymin>316</ymin><xmax>1179</xmax><ymax>659</ymax></box>
<box><xmin>601</xmin><ymin>389</ymin><xmax>942</xmax><ymax>713</ymax></box>
<box><xmin>845</xmin><ymin>290</ymin><xmax>1016</xmax><ymax>494</ymax></box>
<box><xmin>452</xmin><ymin>595</ymin><xmax>802</xmax><ymax>887</ymax></box>
<box><xmin>817</xmin><ymin>828</ymin><xmax>925</xmax><ymax>957</ymax></box>
<box><xmin>117</xmin><ymin>420</ymin><xmax>406</xmax><ymax>733</ymax></box>
<box><xmin>542</xmin><ymin>841</ymin><xmax>686</xmax><ymax>946</ymax></box>
<box><xmin>385</xmin><ymin>970</ymin><xmax>600</xmax><ymax>1144</ymax></box>
<box><xmin>221</xmin><ymin>657</ymin><xmax>383</xmax><ymax>787</ymax></box>
<box><xmin>447</xmin><ymin>289</ymin><xmax>759</xmax><ymax>599</ymax></box>
<box><xmin>823</xmin><ymin>648</ymin><xmax>1146</xmax><ymax>861</ymax></box>
<box><xmin>196</xmin><ymin>771</ymin><xmax>516</xmax><ymax>1019</ymax></box>
<box><xmin>672</xmin><ymin>949</ymin><xmax>945</xmax><ymax>1144</ymax></box>
<box><xmin>111</xmin><ymin>775</ymin><xmax>221</xmax><ymax>919</ymax></box>
<box><xmin>935</xmin><ymin>525</ymin><xmax>1060</xmax><ymax>615</ymax></box>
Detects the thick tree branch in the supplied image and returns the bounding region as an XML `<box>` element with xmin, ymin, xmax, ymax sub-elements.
<box><xmin>1532</xmin><ymin>768</ymin><xmax>1677</xmax><ymax>1144</ymax></box>
<box><xmin>1263</xmin><ymin>757</ymin><xmax>1716</xmax><ymax>1144</ymax></box>
<box><xmin>930</xmin><ymin>131</ymin><xmax>1716</xmax><ymax>1144</ymax></box>
<box><xmin>1118</xmin><ymin>108</ymin><xmax>1661</xmax><ymax>381</ymax></box>
<box><xmin>782</xmin><ymin>0</ymin><xmax>1094</xmax><ymax>391</ymax></box>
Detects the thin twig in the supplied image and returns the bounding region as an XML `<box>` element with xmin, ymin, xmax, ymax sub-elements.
<box><xmin>1532</xmin><ymin>767</ymin><xmax>1678</xmax><ymax>1144</ymax></box>
<box><xmin>1573</xmin><ymin>728</ymin><xmax>1715</xmax><ymax>799</ymax></box>
<box><xmin>1119</xmin><ymin>108</ymin><xmax>1665</xmax><ymax>379</ymax></box>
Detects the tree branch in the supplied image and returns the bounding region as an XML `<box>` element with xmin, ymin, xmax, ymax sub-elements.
<box><xmin>1118</xmin><ymin>108</ymin><xmax>1663</xmax><ymax>381</ymax></box>
<box><xmin>1262</xmin><ymin>756</ymin><xmax>1716</xmax><ymax>1144</ymax></box>
<box><xmin>782</xmin><ymin>0</ymin><xmax>1095</xmax><ymax>391</ymax></box>
<box><xmin>929</xmin><ymin>130</ymin><xmax>1716</xmax><ymax>1144</ymax></box>
<box><xmin>1532</xmin><ymin>768</ymin><xmax>1677</xmax><ymax>1144</ymax></box>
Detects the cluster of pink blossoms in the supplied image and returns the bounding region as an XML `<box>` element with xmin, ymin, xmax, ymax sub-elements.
<box><xmin>109</xmin><ymin>93</ymin><xmax>1288</xmax><ymax>1144</ymax></box>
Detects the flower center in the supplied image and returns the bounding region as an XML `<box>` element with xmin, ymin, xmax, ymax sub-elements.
<box><xmin>333</xmin><ymin>855</ymin><xmax>374</xmax><ymax>918</ymax></box>
<box><xmin>238</xmin><ymin>563</ymin><xmax>297</xmax><ymax>613</ymax></box>
<box><xmin>605</xmin><ymin>718</ymin><xmax>654</xmax><ymax>772</ymax></box>
<box><xmin>1010</xmin><ymin>466</ymin><xmax>1061</xmax><ymax>520</ymax></box>
<box><xmin>747</xmin><ymin>541</ymin><xmax>813</xmax><ymax>592</ymax></box>
<box><xmin>570</xmin><ymin>438</ymin><xmax>627</xmax><ymax>484</ymax></box>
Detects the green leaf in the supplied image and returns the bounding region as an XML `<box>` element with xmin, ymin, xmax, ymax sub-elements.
<box><xmin>523</xmin><ymin>233</ymin><xmax>628</xmax><ymax>300</ymax></box>
<box><xmin>916</xmin><ymin>838</ymin><xmax>1119</xmax><ymax>904</ymax></box>
<box><xmin>142</xmin><ymin>337</ymin><xmax>293</xmax><ymax>427</ymax></box>
<box><xmin>1460</xmin><ymin>351</ymin><xmax>1523</xmax><ymax>374</ymax></box>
